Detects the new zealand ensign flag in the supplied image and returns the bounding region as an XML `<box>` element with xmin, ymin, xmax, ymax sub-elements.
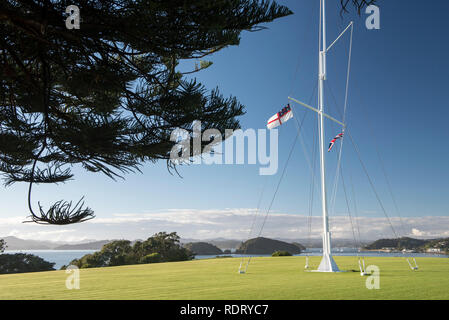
<box><xmin>267</xmin><ymin>104</ymin><xmax>293</xmax><ymax>130</ymax></box>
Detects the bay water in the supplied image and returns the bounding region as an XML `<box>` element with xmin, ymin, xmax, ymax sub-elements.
<box><xmin>4</xmin><ymin>247</ymin><xmax>446</xmax><ymax>270</ymax></box>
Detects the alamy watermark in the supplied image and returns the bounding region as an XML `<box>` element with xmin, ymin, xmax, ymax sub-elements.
<box><xmin>65</xmin><ymin>5</ymin><xmax>80</xmax><ymax>30</ymax></box>
<box><xmin>65</xmin><ymin>265</ymin><xmax>80</xmax><ymax>290</ymax></box>
<box><xmin>63</xmin><ymin>4</ymin><xmax>380</xmax><ymax>31</ymax></box>
<box><xmin>365</xmin><ymin>265</ymin><xmax>380</xmax><ymax>290</ymax></box>
<box><xmin>170</xmin><ymin>121</ymin><xmax>279</xmax><ymax>175</ymax></box>
<box><xmin>365</xmin><ymin>5</ymin><xmax>380</xmax><ymax>30</ymax></box>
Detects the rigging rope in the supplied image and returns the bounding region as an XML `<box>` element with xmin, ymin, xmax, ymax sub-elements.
<box><xmin>329</xmin><ymin>22</ymin><xmax>353</xmax><ymax>214</ymax></box>
<box><xmin>339</xmin><ymin>163</ymin><xmax>361</xmax><ymax>249</ymax></box>
<box><xmin>304</xmin><ymin>0</ymin><xmax>324</xmax><ymax>268</ymax></box>
<box><xmin>291</xmin><ymin>85</ymin><xmax>319</xmax><ymax>269</ymax></box>
<box><xmin>319</xmin><ymin>21</ymin><xmax>358</xmax><ymax>269</ymax></box>
<box><xmin>238</xmin><ymin>174</ymin><xmax>270</xmax><ymax>272</ymax></box>
<box><xmin>356</xmin><ymin>100</ymin><xmax>416</xmax><ymax>269</ymax></box>
<box><xmin>328</xmin><ymin>22</ymin><xmax>353</xmax><ymax>220</ymax></box>
<box><xmin>349</xmin><ymin>174</ymin><xmax>363</xmax><ymax>249</ymax></box>
<box><xmin>240</xmin><ymin>124</ymin><xmax>300</xmax><ymax>273</ymax></box>
<box><xmin>362</xmin><ymin>116</ymin><xmax>407</xmax><ymax>236</ymax></box>
<box><xmin>239</xmin><ymin>0</ymin><xmax>319</xmax><ymax>272</ymax></box>
<box><xmin>345</xmin><ymin>129</ymin><xmax>399</xmax><ymax>239</ymax></box>
<box><xmin>239</xmin><ymin>103</ymin><xmax>310</xmax><ymax>273</ymax></box>
<box><xmin>323</xmin><ymin>22</ymin><xmax>402</xmax><ymax>270</ymax></box>
<box><xmin>327</xmin><ymin>81</ymin><xmax>419</xmax><ymax>271</ymax></box>
<box><xmin>326</xmin><ymin>82</ymin><xmax>399</xmax><ymax>239</ymax></box>
<box><xmin>292</xmin><ymin>83</ymin><xmax>318</xmax><ymax>174</ymax></box>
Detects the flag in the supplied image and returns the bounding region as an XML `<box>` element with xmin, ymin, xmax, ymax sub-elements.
<box><xmin>328</xmin><ymin>132</ymin><xmax>344</xmax><ymax>152</ymax></box>
<box><xmin>267</xmin><ymin>104</ymin><xmax>293</xmax><ymax>130</ymax></box>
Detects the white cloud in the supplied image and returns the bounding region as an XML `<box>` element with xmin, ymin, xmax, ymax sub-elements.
<box><xmin>0</xmin><ymin>217</ymin><xmax>25</xmax><ymax>225</ymax></box>
<box><xmin>0</xmin><ymin>209</ymin><xmax>448</xmax><ymax>242</ymax></box>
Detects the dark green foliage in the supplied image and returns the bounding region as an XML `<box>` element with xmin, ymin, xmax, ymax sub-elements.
<box><xmin>365</xmin><ymin>237</ymin><xmax>428</xmax><ymax>250</ymax></box>
<box><xmin>69</xmin><ymin>232</ymin><xmax>194</xmax><ymax>268</ymax></box>
<box><xmin>292</xmin><ymin>242</ymin><xmax>306</xmax><ymax>251</ymax></box>
<box><xmin>422</xmin><ymin>239</ymin><xmax>449</xmax><ymax>252</ymax></box>
<box><xmin>235</xmin><ymin>237</ymin><xmax>302</xmax><ymax>254</ymax></box>
<box><xmin>0</xmin><ymin>253</ymin><xmax>55</xmax><ymax>274</ymax></box>
<box><xmin>69</xmin><ymin>252</ymin><xmax>104</xmax><ymax>269</ymax></box>
<box><xmin>340</xmin><ymin>0</ymin><xmax>377</xmax><ymax>14</ymax></box>
<box><xmin>0</xmin><ymin>0</ymin><xmax>292</xmax><ymax>224</ymax></box>
<box><xmin>96</xmin><ymin>240</ymin><xmax>135</xmax><ymax>266</ymax></box>
<box><xmin>183</xmin><ymin>242</ymin><xmax>223</xmax><ymax>255</ymax></box>
<box><xmin>0</xmin><ymin>239</ymin><xmax>6</xmax><ymax>253</ymax></box>
<box><xmin>272</xmin><ymin>250</ymin><xmax>292</xmax><ymax>256</ymax></box>
<box><xmin>364</xmin><ymin>237</ymin><xmax>449</xmax><ymax>252</ymax></box>
<box><xmin>137</xmin><ymin>232</ymin><xmax>195</xmax><ymax>262</ymax></box>
<box><xmin>69</xmin><ymin>240</ymin><xmax>136</xmax><ymax>268</ymax></box>
<box><xmin>29</xmin><ymin>197</ymin><xmax>94</xmax><ymax>225</ymax></box>
<box><xmin>140</xmin><ymin>252</ymin><xmax>161</xmax><ymax>264</ymax></box>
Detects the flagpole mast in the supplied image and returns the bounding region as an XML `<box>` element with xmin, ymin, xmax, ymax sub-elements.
<box><xmin>316</xmin><ymin>0</ymin><xmax>339</xmax><ymax>272</ymax></box>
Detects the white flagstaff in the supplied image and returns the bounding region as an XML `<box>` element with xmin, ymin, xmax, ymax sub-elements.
<box><xmin>288</xmin><ymin>1</ymin><xmax>352</xmax><ymax>272</ymax></box>
<box><xmin>250</xmin><ymin>0</ymin><xmax>354</xmax><ymax>275</ymax></box>
<box><xmin>316</xmin><ymin>0</ymin><xmax>340</xmax><ymax>272</ymax></box>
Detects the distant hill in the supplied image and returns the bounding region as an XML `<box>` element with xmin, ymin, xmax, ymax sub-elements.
<box><xmin>179</xmin><ymin>237</ymin><xmax>371</xmax><ymax>250</ymax></box>
<box><xmin>54</xmin><ymin>240</ymin><xmax>111</xmax><ymax>250</ymax></box>
<box><xmin>1</xmin><ymin>236</ymin><xmax>56</xmax><ymax>250</ymax></box>
<box><xmin>423</xmin><ymin>238</ymin><xmax>449</xmax><ymax>252</ymax></box>
<box><xmin>183</xmin><ymin>242</ymin><xmax>223</xmax><ymax>255</ymax></box>
<box><xmin>206</xmin><ymin>239</ymin><xmax>242</xmax><ymax>250</ymax></box>
<box><xmin>180</xmin><ymin>238</ymin><xmax>243</xmax><ymax>250</ymax></box>
<box><xmin>0</xmin><ymin>236</ymin><xmax>112</xmax><ymax>251</ymax></box>
<box><xmin>235</xmin><ymin>237</ymin><xmax>303</xmax><ymax>255</ymax></box>
<box><xmin>364</xmin><ymin>237</ymin><xmax>449</xmax><ymax>252</ymax></box>
<box><xmin>274</xmin><ymin>238</ymin><xmax>370</xmax><ymax>249</ymax></box>
<box><xmin>292</xmin><ymin>242</ymin><xmax>306</xmax><ymax>251</ymax></box>
<box><xmin>365</xmin><ymin>237</ymin><xmax>428</xmax><ymax>250</ymax></box>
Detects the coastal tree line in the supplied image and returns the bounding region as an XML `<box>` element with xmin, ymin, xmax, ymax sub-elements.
<box><xmin>65</xmin><ymin>232</ymin><xmax>194</xmax><ymax>269</ymax></box>
<box><xmin>0</xmin><ymin>232</ymin><xmax>194</xmax><ymax>274</ymax></box>
<box><xmin>1</xmin><ymin>234</ymin><xmax>449</xmax><ymax>275</ymax></box>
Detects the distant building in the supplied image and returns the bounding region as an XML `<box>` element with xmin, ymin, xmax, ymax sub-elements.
<box><xmin>426</xmin><ymin>248</ymin><xmax>441</xmax><ymax>253</ymax></box>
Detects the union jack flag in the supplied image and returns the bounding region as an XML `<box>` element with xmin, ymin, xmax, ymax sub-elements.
<box><xmin>328</xmin><ymin>132</ymin><xmax>344</xmax><ymax>152</ymax></box>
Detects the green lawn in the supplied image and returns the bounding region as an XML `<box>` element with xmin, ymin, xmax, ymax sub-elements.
<box><xmin>0</xmin><ymin>256</ymin><xmax>448</xmax><ymax>300</ymax></box>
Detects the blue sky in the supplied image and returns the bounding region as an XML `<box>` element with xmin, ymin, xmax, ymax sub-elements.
<box><xmin>1</xmin><ymin>0</ymin><xmax>448</xmax><ymax>241</ymax></box>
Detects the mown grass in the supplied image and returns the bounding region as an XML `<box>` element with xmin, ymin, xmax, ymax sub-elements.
<box><xmin>0</xmin><ymin>256</ymin><xmax>447</xmax><ymax>300</ymax></box>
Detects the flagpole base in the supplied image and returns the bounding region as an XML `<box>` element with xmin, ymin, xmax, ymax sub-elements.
<box><xmin>313</xmin><ymin>253</ymin><xmax>340</xmax><ymax>272</ymax></box>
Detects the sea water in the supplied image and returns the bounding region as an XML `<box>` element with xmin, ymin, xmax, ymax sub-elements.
<box><xmin>3</xmin><ymin>248</ymin><xmax>446</xmax><ymax>270</ymax></box>
<box><xmin>3</xmin><ymin>250</ymin><xmax>96</xmax><ymax>269</ymax></box>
